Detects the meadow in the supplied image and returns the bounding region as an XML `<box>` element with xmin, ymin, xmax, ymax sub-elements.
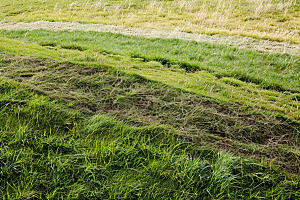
<box><xmin>0</xmin><ymin>0</ymin><xmax>300</xmax><ymax>43</ymax></box>
<box><xmin>0</xmin><ymin>0</ymin><xmax>300</xmax><ymax>199</ymax></box>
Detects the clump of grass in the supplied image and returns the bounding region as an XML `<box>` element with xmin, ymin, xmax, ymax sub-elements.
<box><xmin>220</xmin><ymin>77</ymin><xmax>246</xmax><ymax>87</ymax></box>
<box><xmin>39</xmin><ymin>41</ymin><xmax>57</xmax><ymax>47</ymax></box>
<box><xmin>60</xmin><ymin>43</ymin><xmax>88</xmax><ymax>51</ymax></box>
<box><xmin>292</xmin><ymin>93</ymin><xmax>300</xmax><ymax>101</ymax></box>
<box><xmin>277</xmin><ymin>16</ymin><xmax>290</xmax><ymax>22</ymax></box>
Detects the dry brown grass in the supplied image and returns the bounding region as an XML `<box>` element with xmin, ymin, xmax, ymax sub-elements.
<box><xmin>1</xmin><ymin>0</ymin><xmax>300</xmax><ymax>43</ymax></box>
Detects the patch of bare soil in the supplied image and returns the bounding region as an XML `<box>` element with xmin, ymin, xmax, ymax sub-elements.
<box><xmin>0</xmin><ymin>21</ymin><xmax>299</xmax><ymax>57</ymax></box>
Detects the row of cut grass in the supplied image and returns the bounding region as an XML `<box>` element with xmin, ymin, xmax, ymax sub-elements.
<box><xmin>2</xmin><ymin>29</ymin><xmax>299</xmax><ymax>92</ymax></box>
<box><xmin>0</xmin><ymin>30</ymin><xmax>299</xmax><ymax>120</ymax></box>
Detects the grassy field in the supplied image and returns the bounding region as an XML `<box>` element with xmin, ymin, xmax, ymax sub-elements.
<box><xmin>0</xmin><ymin>0</ymin><xmax>300</xmax><ymax>199</ymax></box>
<box><xmin>0</xmin><ymin>34</ymin><xmax>299</xmax><ymax>198</ymax></box>
<box><xmin>0</xmin><ymin>0</ymin><xmax>300</xmax><ymax>43</ymax></box>
<box><xmin>1</xmin><ymin>29</ymin><xmax>299</xmax><ymax>120</ymax></box>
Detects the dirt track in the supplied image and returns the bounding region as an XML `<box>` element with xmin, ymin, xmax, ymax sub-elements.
<box><xmin>0</xmin><ymin>20</ymin><xmax>299</xmax><ymax>57</ymax></box>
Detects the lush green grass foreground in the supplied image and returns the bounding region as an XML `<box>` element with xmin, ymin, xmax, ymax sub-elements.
<box><xmin>2</xmin><ymin>79</ymin><xmax>298</xmax><ymax>199</ymax></box>
<box><xmin>0</xmin><ymin>32</ymin><xmax>300</xmax><ymax>199</ymax></box>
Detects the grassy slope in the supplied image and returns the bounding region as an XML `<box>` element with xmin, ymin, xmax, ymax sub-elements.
<box><xmin>0</xmin><ymin>36</ymin><xmax>300</xmax><ymax>199</ymax></box>
<box><xmin>1</xmin><ymin>29</ymin><xmax>299</xmax><ymax>120</ymax></box>
<box><xmin>0</xmin><ymin>0</ymin><xmax>299</xmax><ymax>43</ymax></box>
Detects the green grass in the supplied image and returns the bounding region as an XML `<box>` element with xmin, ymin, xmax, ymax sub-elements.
<box><xmin>1</xmin><ymin>2</ymin><xmax>300</xmax><ymax>198</ymax></box>
<box><xmin>2</xmin><ymin>29</ymin><xmax>299</xmax><ymax>92</ymax></box>
<box><xmin>1</xmin><ymin>57</ymin><xmax>300</xmax><ymax>199</ymax></box>
<box><xmin>1</xmin><ymin>29</ymin><xmax>300</xmax><ymax>120</ymax></box>
<box><xmin>0</xmin><ymin>37</ymin><xmax>300</xmax><ymax>198</ymax></box>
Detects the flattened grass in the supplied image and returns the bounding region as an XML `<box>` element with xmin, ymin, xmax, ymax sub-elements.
<box><xmin>1</xmin><ymin>30</ymin><xmax>300</xmax><ymax>120</ymax></box>
<box><xmin>1</xmin><ymin>54</ymin><xmax>300</xmax><ymax>199</ymax></box>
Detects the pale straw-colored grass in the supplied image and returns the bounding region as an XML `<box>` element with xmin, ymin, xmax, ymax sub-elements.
<box><xmin>1</xmin><ymin>0</ymin><xmax>299</xmax><ymax>43</ymax></box>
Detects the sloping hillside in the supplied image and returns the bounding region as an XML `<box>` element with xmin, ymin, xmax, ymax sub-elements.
<box><xmin>0</xmin><ymin>0</ymin><xmax>300</xmax><ymax>199</ymax></box>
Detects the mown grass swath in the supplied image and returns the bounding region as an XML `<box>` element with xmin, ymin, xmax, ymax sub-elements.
<box><xmin>2</xmin><ymin>29</ymin><xmax>299</xmax><ymax>92</ymax></box>
<box><xmin>1</xmin><ymin>29</ymin><xmax>300</xmax><ymax>121</ymax></box>
<box><xmin>0</xmin><ymin>48</ymin><xmax>300</xmax><ymax>199</ymax></box>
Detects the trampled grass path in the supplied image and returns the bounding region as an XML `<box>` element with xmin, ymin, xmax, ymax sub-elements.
<box><xmin>1</xmin><ymin>20</ymin><xmax>300</xmax><ymax>57</ymax></box>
